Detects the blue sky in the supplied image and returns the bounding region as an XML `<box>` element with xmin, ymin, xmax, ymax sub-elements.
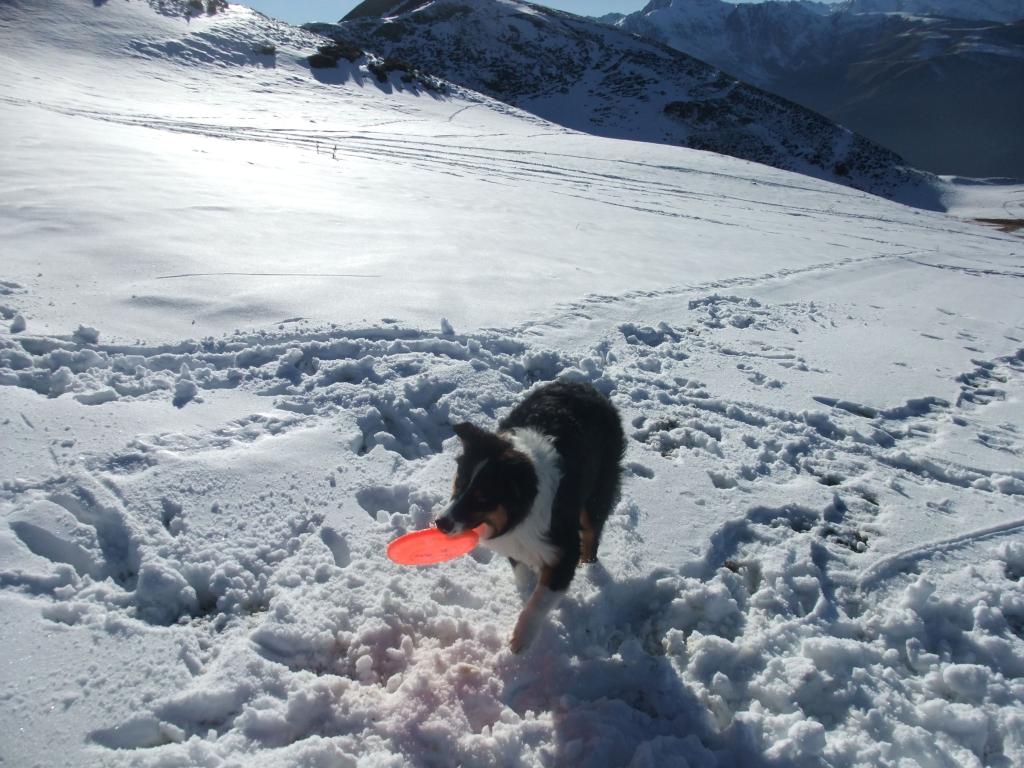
<box><xmin>244</xmin><ymin>0</ymin><xmax>654</xmax><ymax>24</ymax></box>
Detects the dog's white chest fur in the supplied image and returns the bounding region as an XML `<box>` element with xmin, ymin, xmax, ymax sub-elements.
<box><xmin>481</xmin><ymin>428</ymin><xmax>562</xmax><ymax>570</ymax></box>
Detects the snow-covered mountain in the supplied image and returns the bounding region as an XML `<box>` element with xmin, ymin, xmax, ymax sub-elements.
<box><xmin>840</xmin><ymin>0</ymin><xmax>1024</xmax><ymax>22</ymax></box>
<box><xmin>311</xmin><ymin>0</ymin><xmax>938</xmax><ymax>205</ymax></box>
<box><xmin>2</xmin><ymin>1</ymin><xmax>1024</xmax><ymax>767</ymax></box>
<box><xmin>614</xmin><ymin>0</ymin><xmax>1024</xmax><ymax>178</ymax></box>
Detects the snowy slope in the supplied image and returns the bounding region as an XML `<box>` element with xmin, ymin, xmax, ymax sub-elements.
<box><xmin>2</xmin><ymin>2</ymin><xmax>1024</xmax><ymax>767</ymax></box>
<box><xmin>314</xmin><ymin>0</ymin><xmax>940</xmax><ymax>206</ymax></box>
<box><xmin>612</xmin><ymin>0</ymin><xmax>1024</xmax><ymax>178</ymax></box>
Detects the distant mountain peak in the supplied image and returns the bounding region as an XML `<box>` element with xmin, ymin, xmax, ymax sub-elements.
<box><xmin>612</xmin><ymin>0</ymin><xmax>1024</xmax><ymax>177</ymax></box>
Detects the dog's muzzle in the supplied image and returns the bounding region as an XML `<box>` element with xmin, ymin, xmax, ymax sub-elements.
<box><xmin>434</xmin><ymin>502</ymin><xmax>466</xmax><ymax>535</ymax></box>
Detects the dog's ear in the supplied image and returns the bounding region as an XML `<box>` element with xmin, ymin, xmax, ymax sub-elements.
<box><xmin>452</xmin><ymin>422</ymin><xmax>507</xmax><ymax>455</ymax></box>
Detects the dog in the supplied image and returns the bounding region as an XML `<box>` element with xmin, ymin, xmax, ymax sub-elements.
<box><xmin>434</xmin><ymin>380</ymin><xmax>625</xmax><ymax>653</ymax></box>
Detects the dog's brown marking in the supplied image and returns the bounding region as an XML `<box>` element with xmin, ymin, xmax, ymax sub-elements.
<box><xmin>484</xmin><ymin>505</ymin><xmax>509</xmax><ymax>536</ymax></box>
<box><xmin>538</xmin><ymin>564</ymin><xmax>553</xmax><ymax>587</ymax></box>
<box><xmin>580</xmin><ymin>506</ymin><xmax>597</xmax><ymax>563</ymax></box>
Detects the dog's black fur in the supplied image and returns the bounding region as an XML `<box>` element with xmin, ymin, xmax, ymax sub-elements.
<box><xmin>497</xmin><ymin>381</ymin><xmax>626</xmax><ymax>585</ymax></box>
<box><xmin>436</xmin><ymin>380</ymin><xmax>625</xmax><ymax>651</ymax></box>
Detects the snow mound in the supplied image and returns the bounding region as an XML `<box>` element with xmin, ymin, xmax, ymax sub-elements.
<box><xmin>3</xmin><ymin>284</ymin><xmax>1024</xmax><ymax>765</ymax></box>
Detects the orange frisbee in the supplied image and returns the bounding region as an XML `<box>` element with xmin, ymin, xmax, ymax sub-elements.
<box><xmin>387</xmin><ymin>525</ymin><xmax>485</xmax><ymax>566</ymax></box>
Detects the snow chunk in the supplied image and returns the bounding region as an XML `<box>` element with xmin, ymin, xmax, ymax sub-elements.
<box><xmin>173</xmin><ymin>364</ymin><xmax>198</xmax><ymax>408</ymax></box>
<box><xmin>72</xmin><ymin>324</ymin><xmax>99</xmax><ymax>344</ymax></box>
<box><xmin>74</xmin><ymin>388</ymin><xmax>119</xmax><ymax>406</ymax></box>
<box><xmin>134</xmin><ymin>561</ymin><xmax>198</xmax><ymax>626</ymax></box>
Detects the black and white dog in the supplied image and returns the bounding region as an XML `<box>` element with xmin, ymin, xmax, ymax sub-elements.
<box><xmin>435</xmin><ymin>381</ymin><xmax>625</xmax><ymax>653</ymax></box>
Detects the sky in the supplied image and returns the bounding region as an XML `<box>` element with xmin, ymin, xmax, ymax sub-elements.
<box><xmin>244</xmin><ymin>0</ymin><xmax>651</xmax><ymax>24</ymax></box>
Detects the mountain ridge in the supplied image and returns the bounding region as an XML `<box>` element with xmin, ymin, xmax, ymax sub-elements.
<box><xmin>311</xmin><ymin>0</ymin><xmax>938</xmax><ymax>206</ymax></box>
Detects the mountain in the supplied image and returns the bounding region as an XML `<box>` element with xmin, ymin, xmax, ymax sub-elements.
<box><xmin>310</xmin><ymin>0</ymin><xmax>937</xmax><ymax>204</ymax></box>
<box><xmin>614</xmin><ymin>0</ymin><xmax>1024</xmax><ymax>178</ymax></box>
<box><xmin>839</xmin><ymin>0</ymin><xmax>1024</xmax><ymax>22</ymax></box>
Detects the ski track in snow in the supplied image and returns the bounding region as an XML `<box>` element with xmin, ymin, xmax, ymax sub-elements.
<box><xmin>3</xmin><ymin>273</ymin><xmax>1024</xmax><ymax>766</ymax></box>
<box><xmin>2</xmin><ymin>93</ymin><xmax>1012</xmax><ymax>249</ymax></box>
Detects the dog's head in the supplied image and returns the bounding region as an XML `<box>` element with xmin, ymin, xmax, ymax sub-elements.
<box><xmin>434</xmin><ymin>422</ymin><xmax>537</xmax><ymax>537</ymax></box>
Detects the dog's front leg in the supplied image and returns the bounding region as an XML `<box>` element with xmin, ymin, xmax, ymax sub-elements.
<box><xmin>510</xmin><ymin>565</ymin><xmax>558</xmax><ymax>654</ymax></box>
<box><xmin>509</xmin><ymin>531</ymin><xmax>580</xmax><ymax>653</ymax></box>
<box><xmin>510</xmin><ymin>558</ymin><xmax>535</xmax><ymax>599</ymax></box>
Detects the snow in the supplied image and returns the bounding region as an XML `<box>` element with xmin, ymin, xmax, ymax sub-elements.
<box><xmin>938</xmin><ymin>176</ymin><xmax>1024</xmax><ymax>221</ymax></box>
<box><xmin>1</xmin><ymin>1</ymin><xmax>1024</xmax><ymax>767</ymax></box>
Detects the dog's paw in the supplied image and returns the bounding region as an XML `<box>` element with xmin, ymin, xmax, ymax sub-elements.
<box><xmin>509</xmin><ymin>630</ymin><xmax>533</xmax><ymax>654</ymax></box>
<box><xmin>509</xmin><ymin>615</ymin><xmax>539</xmax><ymax>654</ymax></box>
